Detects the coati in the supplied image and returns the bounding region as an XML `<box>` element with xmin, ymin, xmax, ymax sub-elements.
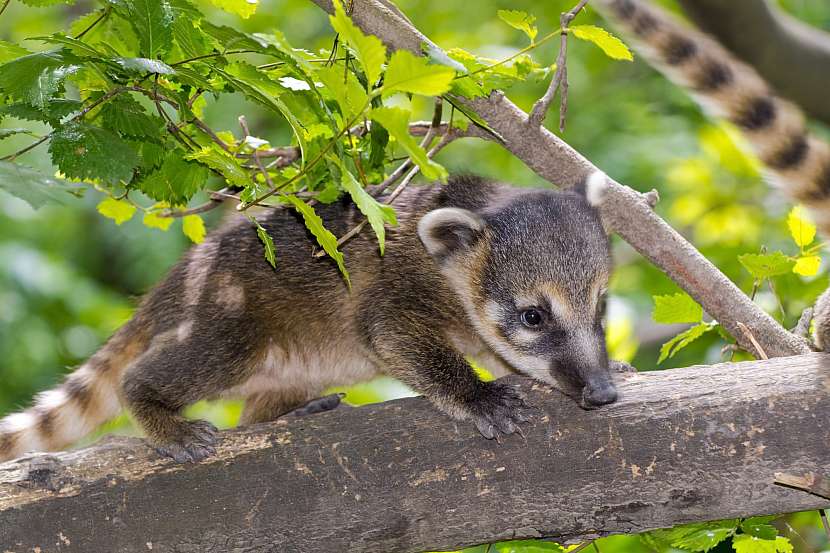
<box><xmin>594</xmin><ymin>0</ymin><xmax>830</xmax><ymax>349</ymax></box>
<box><xmin>0</xmin><ymin>175</ymin><xmax>619</xmax><ymax>463</ymax></box>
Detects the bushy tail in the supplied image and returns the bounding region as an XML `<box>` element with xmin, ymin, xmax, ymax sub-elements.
<box><xmin>594</xmin><ymin>0</ymin><xmax>830</xmax><ymax>236</ymax></box>
<box><xmin>0</xmin><ymin>321</ymin><xmax>148</xmax><ymax>462</ymax></box>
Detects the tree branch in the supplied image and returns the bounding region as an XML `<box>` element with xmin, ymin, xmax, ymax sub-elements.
<box><xmin>2</xmin><ymin>354</ymin><xmax>829</xmax><ymax>551</ymax></box>
<box><xmin>308</xmin><ymin>0</ymin><xmax>810</xmax><ymax>359</ymax></box>
<box><xmin>676</xmin><ymin>0</ymin><xmax>830</xmax><ymax>126</ymax></box>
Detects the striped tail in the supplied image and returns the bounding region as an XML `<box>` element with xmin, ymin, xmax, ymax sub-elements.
<box><xmin>0</xmin><ymin>321</ymin><xmax>148</xmax><ymax>462</ymax></box>
<box><xmin>594</xmin><ymin>0</ymin><xmax>830</xmax><ymax>237</ymax></box>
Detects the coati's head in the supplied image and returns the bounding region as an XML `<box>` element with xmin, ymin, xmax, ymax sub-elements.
<box><xmin>418</xmin><ymin>182</ymin><xmax>616</xmax><ymax>409</ymax></box>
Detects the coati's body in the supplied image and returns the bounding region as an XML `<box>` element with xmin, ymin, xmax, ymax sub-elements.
<box><xmin>0</xmin><ymin>176</ymin><xmax>616</xmax><ymax>463</ymax></box>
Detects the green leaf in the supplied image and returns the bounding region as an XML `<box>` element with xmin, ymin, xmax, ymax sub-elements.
<box><xmin>738</xmin><ymin>252</ymin><xmax>795</xmax><ymax>279</ymax></box>
<box><xmin>140</xmin><ymin>153</ymin><xmax>209</xmax><ymax>204</ymax></box>
<box><xmin>101</xmin><ymin>95</ymin><xmax>164</xmax><ymax>140</ymax></box>
<box><xmin>317</xmin><ymin>65</ymin><xmax>368</xmax><ymax>122</ymax></box>
<box><xmin>740</xmin><ymin>517</ymin><xmax>778</xmax><ymax>540</ymax></box>
<box><xmin>341</xmin><ymin>169</ymin><xmax>397</xmax><ymax>255</ymax></box>
<box><xmin>382</xmin><ymin>49</ymin><xmax>456</xmax><ymax>98</ymax></box>
<box><xmin>0</xmin><ymin>40</ymin><xmax>33</xmax><ymax>63</ymax></box>
<box><xmin>0</xmin><ymin>128</ymin><xmax>37</xmax><ymax>140</ymax></box>
<box><xmin>172</xmin><ymin>18</ymin><xmax>213</xmax><ymax>59</ymax></box>
<box><xmin>182</xmin><ymin>214</ymin><xmax>206</xmax><ymax>243</ymax></box>
<box><xmin>570</xmin><ymin>25</ymin><xmax>634</xmax><ymax>61</ymax></box>
<box><xmin>97</xmin><ymin>197</ymin><xmax>136</xmax><ymax>225</ymax></box>
<box><xmin>32</xmin><ymin>33</ymin><xmax>103</xmax><ymax>58</ymax></box>
<box><xmin>280</xmin><ymin>194</ymin><xmax>350</xmax><ymax>285</ymax></box>
<box><xmin>185</xmin><ymin>145</ymin><xmax>250</xmax><ymax>188</ymax></box>
<box><xmin>20</xmin><ymin>0</ymin><xmax>74</xmax><ymax>5</ymax></box>
<box><xmin>210</xmin><ymin>0</ymin><xmax>258</xmax><ymax>19</ymax></box>
<box><xmin>497</xmin><ymin>10</ymin><xmax>538</xmax><ymax>42</ymax></box>
<box><xmin>49</xmin><ymin>122</ymin><xmax>140</xmax><ymax>185</ymax></box>
<box><xmin>253</xmin><ymin>219</ymin><xmax>277</xmax><ymax>268</ymax></box>
<box><xmin>670</xmin><ymin>521</ymin><xmax>739</xmax><ymax>552</ymax></box>
<box><xmin>115</xmin><ymin>57</ymin><xmax>175</xmax><ymax>74</ymax></box>
<box><xmin>0</xmin><ymin>161</ymin><xmax>83</xmax><ymax>208</ymax></box>
<box><xmin>793</xmin><ymin>255</ymin><xmax>821</xmax><ymax>277</ymax></box>
<box><xmin>787</xmin><ymin>206</ymin><xmax>816</xmax><ymax>248</ymax></box>
<box><xmin>143</xmin><ymin>210</ymin><xmax>174</xmax><ymax>230</ymax></box>
<box><xmin>494</xmin><ymin>540</ymin><xmax>563</xmax><ymax>553</ymax></box>
<box><xmin>658</xmin><ymin>322</ymin><xmax>714</xmax><ymax>363</ymax></box>
<box><xmin>652</xmin><ymin>292</ymin><xmax>703</xmax><ymax>324</ymax></box>
<box><xmin>0</xmin><ymin>51</ymin><xmax>80</xmax><ymax>108</ymax></box>
<box><xmin>732</xmin><ymin>534</ymin><xmax>792</xmax><ymax>553</ymax></box>
<box><xmin>114</xmin><ymin>0</ymin><xmax>175</xmax><ymax>58</ymax></box>
<box><xmin>329</xmin><ymin>0</ymin><xmax>386</xmax><ymax>88</ymax></box>
<box><xmin>370</xmin><ymin>106</ymin><xmax>448</xmax><ymax>181</ymax></box>
<box><xmin>0</xmin><ymin>99</ymin><xmax>81</xmax><ymax>124</ymax></box>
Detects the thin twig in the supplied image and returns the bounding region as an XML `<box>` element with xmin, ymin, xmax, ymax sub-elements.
<box><xmin>528</xmin><ymin>0</ymin><xmax>590</xmax><ymax>130</ymax></box>
<box><xmin>820</xmin><ymin>510</ymin><xmax>830</xmax><ymax>540</ymax></box>
<box><xmin>737</xmin><ymin>322</ymin><xmax>769</xmax><ymax>360</ymax></box>
<box><xmin>73</xmin><ymin>7</ymin><xmax>111</xmax><ymax>39</ymax></box>
<box><xmin>0</xmin><ymin>0</ymin><xmax>10</xmax><ymax>18</ymax></box>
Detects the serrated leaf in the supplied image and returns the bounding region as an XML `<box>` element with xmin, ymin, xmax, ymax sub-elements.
<box><xmin>115</xmin><ymin>57</ymin><xmax>175</xmax><ymax>74</ymax></box>
<box><xmin>370</xmin><ymin>106</ymin><xmax>447</xmax><ymax>181</ymax></box>
<box><xmin>115</xmin><ymin>0</ymin><xmax>175</xmax><ymax>58</ymax></box>
<box><xmin>172</xmin><ymin>18</ymin><xmax>213</xmax><ymax>59</ymax></box>
<box><xmin>97</xmin><ymin>197</ymin><xmax>136</xmax><ymax>225</ymax></box>
<box><xmin>738</xmin><ymin>252</ymin><xmax>795</xmax><ymax>279</ymax></box>
<box><xmin>101</xmin><ymin>95</ymin><xmax>164</xmax><ymax>139</ymax></box>
<box><xmin>494</xmin><ymin>540</ymin><xmax>563</xmax><ymax>553</ymax></box>
<box><xmin>497</xmin><ymin>9</ymin><xmax>538</xmax><ymax>42</ymax></box>
<box><xmin>0</xmin><ymin>161</ymin><xmax>83</xmax><ymax>208</ymax></box>
<box><xmin>658</xmin><ymin>322</ymin><xmax>713</xmax><ymax>363</ymax></box>
<box><xmin>210</xmin><ymin>0</ymin><xmax>258</xmax><ymax>18</ymax></box>
<box><xmin>253</xmin><ymin>220</ymin><xmax>277</xmax><ymax>268</ymax></box>
<box><xmin>140</xmin><ymin>153</ymin><xmax>209</xmax><ymax>204</ymax></box>
<box><xmin>0</xmin><ymin>51</ymin><xmax>81</xmax><ymax>108</ymax></box>
<box><xmin>32</xmin><ymin>33</ymin><xmax>103</xmax><ymax>58</ymax></box>
<box><xmin>0</xmin><ymin>40</ymin><xmax>33</xmax><ymax>63</ymax></box>
<box><xmin>740</xmin><ymin>517</ymin><xmax>778</xmax><ymax>540</ymax></box>
<box><xmin>143</xmin><ymin>210</ymin><xmax>174</xmax><ymax>230</ymax></box>
<box><xmin>182</xmin><ymin>214</ymin><xmax>206</xmax><ymax>243</ymax></box>
<box><xmin>49</xmin><ymin>122</ymin><xmax>140</xmax><ymax>185</ymax></box>
<box><xmin>317</xmin><ymin>65</ymin><xmax>368</xmax><ymax>121</ymax></box>
<box><xmin>280</xmin><ymin>195</ymin><xmax>349</xmax><ymax>285</ymax></box>
<box><xmin>185</xmin><ymin>145</ymin><xmax>249</xmax><ymax>188</ymax></box>
<box><xmin>570</xmin><ymin>25</ymin><xmax>633</xmax><ymax>61</ymax></box>
<box><xmin>793</xmin><ymin>255</ymin><xmax>821</xmax><ymax>277</ymax></box>
<box><xmin>652</xmin><ymin>292</ymin><xmax>703</xmax><ymax>324</ymax></box>
<box><xmin>787</xmin><ymin>206</ymin><xmax>816</xmax><ymax>248</ymax></box>
<box><xmin>329</xmin><ymin>0</ymin><xmax>386</xmax><ymax>89</ymax></box>
<box><xmin>0</xmin><ymin>100</ymin><xmax>82</xmax><ymax>124</ymax></box>
<box><xmin>341</xmin><ymin>169</ymin><xmax>397</xmax><ymax>255</ymax></box>
<box><xmin>382</xmin><ymin>49</ymin><xmax>455</xmax><ymax>98</ymax></box>
<box><xmin>732</xmin><ymin>534</ymin><xmax>792</xmax><ymax>553</ymax></box>
<box><xmin>670</xmin><ymin>520</ymin><xmax>739</xmax><ymax>552</ymax></box>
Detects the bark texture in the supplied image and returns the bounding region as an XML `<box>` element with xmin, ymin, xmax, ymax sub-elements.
<box><xmin>2</xmin><ymin>354</ymin><xmax>830</xmax><ymax>552</ymax></box>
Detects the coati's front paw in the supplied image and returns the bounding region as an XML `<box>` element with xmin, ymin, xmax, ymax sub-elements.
<box><xmin>154</xmin><ymin>420</ymin><xmax>219</xmax><ymax>464</ymax></box>
<box><xmin>467</xmin><ymin>381</ymin><xmax>532</xmax><ymax>440</ymax></box>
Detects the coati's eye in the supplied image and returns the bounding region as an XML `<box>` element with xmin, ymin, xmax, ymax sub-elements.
<box><xmin>520</xmin><ymin>308</ymin><xmax>543</xmax><ymax>328</ymax></box>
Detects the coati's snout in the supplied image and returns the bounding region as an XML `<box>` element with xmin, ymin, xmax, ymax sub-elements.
<box><xmin>417</xmin><ymin>187</ymin><xmax>617</xmax><ymax>408</ymax></box>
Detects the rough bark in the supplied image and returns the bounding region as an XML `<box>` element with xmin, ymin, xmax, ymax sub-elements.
<box><xmin>677</xmin><ymin>0</ymin><xmax>830</xmax><ymax>126</ymax></box>
<box><xmin>309</xmin><ymin>0</ymin><xmax>811</xmax><ymax>359</ymax></box>
<box><xmin>1</xmin><ymin>354</ymin><xmax>830</xmax><ymax>552</ymax></box>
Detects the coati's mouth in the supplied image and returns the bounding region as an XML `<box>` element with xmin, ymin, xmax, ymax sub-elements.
<box><xmin>550</xmin><ymin>370</ymin><xmax>618</xmax><ymax>410</ymax></box>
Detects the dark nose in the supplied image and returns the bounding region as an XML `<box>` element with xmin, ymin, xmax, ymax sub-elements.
<box><xmin>582</xmin><ymin>382</ymin><xmax>618</xmax><ymax>408</ymax></box>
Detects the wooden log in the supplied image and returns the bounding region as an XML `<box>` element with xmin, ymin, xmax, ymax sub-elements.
<box><xmin>1</xmin><ymin>353</ymin><xmax>829</xmax><ymax>553</ymax></box>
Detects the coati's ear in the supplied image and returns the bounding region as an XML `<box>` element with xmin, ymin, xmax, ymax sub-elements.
<box><xmin>418</xmin><ymin>207</ymin><xmax>485</xmax><ymax>259</ymax></box>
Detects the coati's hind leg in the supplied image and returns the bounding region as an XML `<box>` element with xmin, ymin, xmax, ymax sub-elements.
<box><xmin>239</xmin><ymin>391</ymin><xmax>345</xmax><ymax>424</ymax></box>
<box><xmin>122</xmin><ymin>318</ymin><xmax>262</xmax><ymax>463</ymax></box>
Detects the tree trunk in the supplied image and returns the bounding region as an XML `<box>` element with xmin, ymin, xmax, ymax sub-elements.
<box><xmin>2</xmin><ymin>354</ymin><xmax>829</xmax><ymax>553</ymax></box>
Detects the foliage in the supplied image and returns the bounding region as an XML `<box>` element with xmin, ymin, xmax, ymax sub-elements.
<box><xmin>1</xmin><ymin>1</ymin><xmax>829</xmax><ymax>553</ymax></box>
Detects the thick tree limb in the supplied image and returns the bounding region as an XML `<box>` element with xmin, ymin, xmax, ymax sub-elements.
<box><xmin>1</xmin><ymin>354</ymin><xmax>829</xmax><ymax>552</ymax></box>
<box><xmin>310</xmin><ymin>0</ymin><xmax>810</xmax><ymax>358</ymax></box>
<box><xmin>676</xmin><ymin>0</ymin><xmax>830</xmax><ymax>126</ymax></box>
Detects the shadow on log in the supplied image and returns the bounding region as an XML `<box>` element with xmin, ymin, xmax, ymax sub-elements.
<box><xmin>1</xmin><ymin>353</ymin><xmax>829</xmax><ymax>552</ymax></box>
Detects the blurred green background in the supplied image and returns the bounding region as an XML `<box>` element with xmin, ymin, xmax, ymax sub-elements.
<box><xmin>1</xmin><ymin>1</ymin><xmax>829</xmax><ymax>552</ymax></box>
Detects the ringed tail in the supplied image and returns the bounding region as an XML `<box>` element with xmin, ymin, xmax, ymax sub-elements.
<box><xmin>594</xmin><ymin>0</ymin><xmax>830</xmax><ymax>235</ymax></box>
<box><xmin>0</xmin><ymin>320</ymin><xmax>148</xmax><ymax>462</ymax></box>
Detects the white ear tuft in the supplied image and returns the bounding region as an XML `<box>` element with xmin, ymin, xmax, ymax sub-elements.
<box><xmin>418</xmin><ymin>207</ymin><xmax>484</xmax><ymax>258</ymax></box>
<box><xmin>585</xmin><ymin>171</ymin><xmax>609</xmax><ymax>207</ymax></box>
